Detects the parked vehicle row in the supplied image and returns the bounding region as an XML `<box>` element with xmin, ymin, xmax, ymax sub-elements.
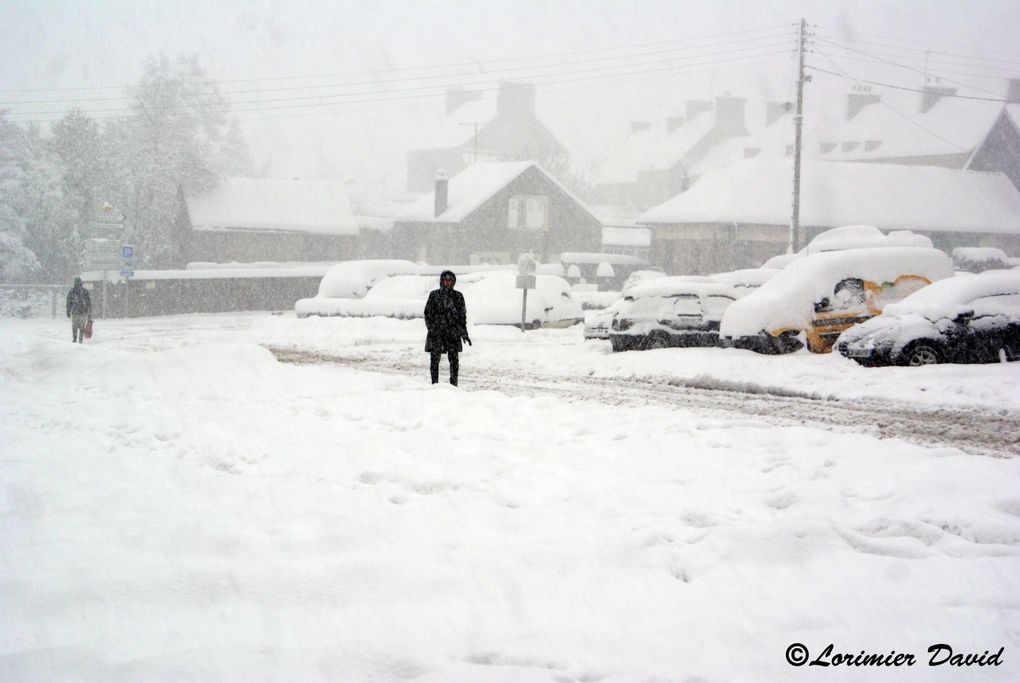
<box><xmin>588</xmin><ymin>246</ymin><xmax>1019</xmax><ymax>367</ymax></box>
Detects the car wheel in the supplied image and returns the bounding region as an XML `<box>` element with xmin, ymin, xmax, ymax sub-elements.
<box><xmin>643</xmin><ymin>332</ymin><xmax>671</xmax><ymax>350</ymax></box>
<box><xmin>772</xmin><ymin>331</ymin><xmax>804</xmax><ymax>355</ymax></box>
<box><xmin>904</xmin><ymin>343</ymin><xmax>942</xmax><ymax>366</ymax></box>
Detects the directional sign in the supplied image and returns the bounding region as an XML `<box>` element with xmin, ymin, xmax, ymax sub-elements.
<box><xmin>94</xmin><ymin>203</ymin><xmax>125</xmax><ymax>230</ymax></box>
<box><xmin>81</xmin><ymin>238</ymin><xmax>123</xmax><ymax>270</ymax></box>
<box><xmin>120</xmin><ymin>268</ymin><xmax>135</xmax><ymax>279</ymax></box>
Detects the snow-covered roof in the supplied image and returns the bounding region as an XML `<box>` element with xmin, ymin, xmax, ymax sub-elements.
<box><xmin>398</xmin><ymin>161</ymin><xmax>602</xmax><ymax>225</ymax></box>
<box><xmin>186</xmin><ymin>178</ymin><xmax>357</xmax><ymax>236</ymax></box>
<box><xmin>639</xmin><ymin>159</ymin><xmax>1020</xmax><ymax>234</ymax></box>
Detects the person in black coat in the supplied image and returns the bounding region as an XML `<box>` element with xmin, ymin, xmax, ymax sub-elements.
<box><xmin>66</xmin><ymin>277</ymin><xmax>92</xmax><ymax>343</ymax></box>
<box><xmin>423</xmin><ymin>270</ymin><xmax>470</xmax><ymax>385</ymax></box>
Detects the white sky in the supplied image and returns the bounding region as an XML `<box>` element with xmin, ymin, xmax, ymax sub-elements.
<box><xmin>2</xmin><ymin>0</ymin><xmax>1019</xmax><ymax>186</ymax></box>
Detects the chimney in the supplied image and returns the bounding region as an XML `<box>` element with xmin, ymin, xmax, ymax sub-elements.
<box><xmin>847</xmin><ymin>86</ymin><xmax>881</xmax><ymax>120</ymax></box>
<box><xmin>713</xmin><ymin>96</ymin><xmax>748</xmax><ymax>136</ymax></box>
<box><xmin>685</xmin><ymin>100</ymin><xmax>712</xmax><ymax>121</ymax></box>
<box><xmin>920</xmin><ymin>85</ymin><xmax>957</xmax><ymax>113</ymax></box>
<box><xmin>766</xmin><ymin>101</ymin><xmax>792</xmax><ymax>126</ymax></box>
<box><xmin>497</xmin><ymin>81</ymin><xmax>536</xmax><ymax>119</ymax></box>
<box><xmin>446</xmin><ymin>88</ymin><xmax>482</xmax><ymax>116</ymax></box>
<box><xmin>434</xmin><ymin>171</ymin><xmax>448</xmax><ymax>218</ymax></box>
<box><xmin>667</xmin><ymin>115</ymin><xmax>685</xmax><ymax>134</ymax></box>
<box><xmin>1008</xmin><ymin>78</ymin><xmax>1020</xmax><ymax>104</ymax></box>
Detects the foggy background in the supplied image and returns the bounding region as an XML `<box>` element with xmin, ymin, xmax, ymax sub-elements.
<box><xmin>5</xmin><ymin>0</ymin><xmax>1019</xmax><ymax>185</ymax></box>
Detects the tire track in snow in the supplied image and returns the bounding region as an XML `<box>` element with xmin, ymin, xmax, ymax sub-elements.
<box><xmin>265</xmin><ymin>345</ymin><xmax>1020</xmax><ymax>458</ymax></box>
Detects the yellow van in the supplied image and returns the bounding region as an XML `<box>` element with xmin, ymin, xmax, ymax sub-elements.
<box><xmin>719</xmin><ymin>247</ymin><xmax>954</xmax><ymax>354</ymax></box>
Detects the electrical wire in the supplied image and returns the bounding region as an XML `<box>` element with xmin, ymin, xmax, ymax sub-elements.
<box><xmin>0</xmin><ymin>23</ymin><xmax>795</xmax><ymax>95</ymax></box>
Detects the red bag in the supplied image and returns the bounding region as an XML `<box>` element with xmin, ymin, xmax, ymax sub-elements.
<box><xmin>84</xmin><ymin>319</ymin><xmax>93</xmax><ymax>339</ymax></box>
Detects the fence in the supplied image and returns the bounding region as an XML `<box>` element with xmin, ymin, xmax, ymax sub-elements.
<box><xmin>0</xmin><ymin>284</ymin><xmax>65</xmax><ymax>319</ymax></box>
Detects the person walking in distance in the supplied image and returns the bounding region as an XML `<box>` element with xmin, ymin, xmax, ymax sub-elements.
<box><xmin>423</xmin><ymin>270</ymin><xmax>470</xmax><ymax>385</ymax></box>
<box><xmin>66</xmin><ymin>277</ymin><xmax>92</xmax><ymax>343</ymax></box>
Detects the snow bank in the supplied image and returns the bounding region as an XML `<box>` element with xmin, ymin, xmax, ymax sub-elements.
<box><xmin>3</xmin><ymin>316</ymin><xmax>1019</xmax><ymax>681</ymax></box>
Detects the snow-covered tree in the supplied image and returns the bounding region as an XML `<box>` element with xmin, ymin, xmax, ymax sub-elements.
<box><xmin>107</xmin><ymin>53</ymin><xmax>225</xmax><ymax>267</ymax></box>
<box><xmin>213</xmin><ymin>118</ymin><xmax>255</xmax><ymax>177</ymax></box>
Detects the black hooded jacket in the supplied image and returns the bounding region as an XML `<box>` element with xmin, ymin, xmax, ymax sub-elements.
<box><xmin>66</xmin><ymin>281</ymin><xmax>92</xmax><ymax>317</ymax></box>
<box><xmin>423</xmin><ymin>270</ymin><xmax>467</xmax><ymax>353</ymax></box>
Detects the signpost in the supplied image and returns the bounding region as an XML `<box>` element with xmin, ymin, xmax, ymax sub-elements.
<box><xmin>79</xmin><ymin>204</ymin><xmax>128</xmax><ymax>318</ymax></box>
<box><xmin>94</xmin><ymin>203</ymin><xmax>125</xmax><ymax>230</ymax></box>
<box><xmin>517</xmin><ymin>253</ymin><xmax>537</xmax><ymax>333</ymax></box>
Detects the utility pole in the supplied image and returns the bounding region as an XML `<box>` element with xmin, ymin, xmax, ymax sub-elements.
<box><xmin>789</xmin><ymin>18</ymin><xmax>808</xmax><ymax>254</ymax></box>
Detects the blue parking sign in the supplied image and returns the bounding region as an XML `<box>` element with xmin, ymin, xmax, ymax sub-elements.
<box><xmin>122</xmin><ymin>245</ymin><xmax>134</xmax><ymax>259</ymax></box>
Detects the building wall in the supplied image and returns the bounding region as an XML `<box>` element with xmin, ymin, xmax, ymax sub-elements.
<box><xmin>185</xmin><ymin>230</ymin><xmax>357</xmax><ymax>264</ymax></box>
<box><xmin>651</xmin><ymin>221</ymin><xmax>1020</xmax><ymax>275</ymax></box>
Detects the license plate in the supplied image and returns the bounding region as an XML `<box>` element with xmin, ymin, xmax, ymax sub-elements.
<box><xmin>846</xmin><ymin>344</ymin><xmax>873</xmax><ymax>358</ymax></box>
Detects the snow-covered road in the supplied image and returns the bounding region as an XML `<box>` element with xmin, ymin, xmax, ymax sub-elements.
<box><xmin>268</xmin><ymin>344</ymin><xmax>1019</xmax><ymax>457</ymax></box>
<box><xmin>2</xmin><ymin>312</ymin><xmax>1019</xmax><ymax>682</ymax></box>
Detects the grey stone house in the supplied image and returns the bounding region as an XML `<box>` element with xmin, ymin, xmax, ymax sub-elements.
<box><xmin>392</xmin><ymin>162</ymin><xmax>602</xmax><ymax>265</ymax></box>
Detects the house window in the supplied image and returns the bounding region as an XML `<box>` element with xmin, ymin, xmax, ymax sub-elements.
<box><xmin>508</xmin><ymin>195</ymin><xmax>549</xmax><ymax>231</ymax></box>
<box><xmin>820</xmin><ymin>142</ymin><xmax>837</xmax><ymax>153</ymax></box>
<box><xmin>865</xmin><ymin>140</ymin><xmax>882</xmax><ymax>151</ymax></box>
<box><xmin>842</xmin><ymin>141</ymin><xmax>859</xmax><ymax>152</ymax></box>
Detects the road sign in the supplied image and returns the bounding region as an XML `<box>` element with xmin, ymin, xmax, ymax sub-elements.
<box><xmin>120</xmin><ymin>268</ymin><xmax>134</xmax><ymax>279</ymax></box>
<box><xmin>516</xmin><ymin>275</ymin><xmax>536</xmax><ymax>290</ymax></box>
<box><xmin>121</xmin><ymin>245</ymin><xmax>134</xmax><ymax>259</ymax></box>
<box><xmin>94</xmin><ymin>203</ymin><xmax>125</xmax><ymax>230</ymax></box>
<box><xmin>81</xmin><ymin>238</ymin><xmax>122</xmax><ymax>270</ymax></box>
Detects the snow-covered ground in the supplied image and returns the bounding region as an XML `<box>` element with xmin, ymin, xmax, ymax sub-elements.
<box><xmin>2</xmin><ymin>312</ymin><xmax>1019</xmax><ymax>682</ymax></box>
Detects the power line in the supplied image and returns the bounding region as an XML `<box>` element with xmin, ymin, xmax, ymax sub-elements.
<box><xmin>0</xmin><ymin>37</ymin><xmax>795</xmax><ymax>108</ymax></box>
<box><xmin>811</xmin><ymin>51</ymin><xmax>1019</xmax><ymax>84</ymax></box>
<box><xmin>813</xmin><ymin>24</ymin><xmax>1020</xmax><ymax>60</ymax></box>
<box><xmin>806</xmin><ymin>64</ymin><xmax>1007</xmax><ymax>103</ymax></box>
<box><xmin>813</xmin><ymin>30</ymin><xmax>1020</xmax><ymax>68</ymax></box>
<box><xmin>813</xmin><ymin>35</ymin><xmax>1004</xmax><ymax>97</ymax></box>
<box><xmin>8</xmin><ymin>52</ymin><xmax>794</xmax><ymax>125</ymax></box>
<box><xmin>0</xmin><ymin>23</ymin><xmax>794</xmax><ymax>95</ymax></box>
<box><xmin>808</xmin><ymin>49</ymin><xmax>974</xmax><ymax>153</ymax></box>
<box><xmin>6</xmin><ymin>47</ymin><xmax>794</xmax><ymax>119</ymax></box>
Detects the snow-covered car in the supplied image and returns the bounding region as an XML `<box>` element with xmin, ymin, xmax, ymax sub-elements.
<box><xmin>836</xmin><ymin>269</ymin><xmax>1020</xmax><ymax>366</ymax></box>
<box><xmin>462</xmin><ymin>271</ymin><xmax>582</xmax><ymax>328</ymax></box>
<box><xmin>295</xmin><ymin>260</ymin><xmax>419</xmax><ymax>317</ymax></box>
<box><xmin>708</xmin><ymin>267</ymin><xmax>779</xmax><ymax>295</ymax></box>
<box><xmin>609</xmin><ymin>277</ymin><xmax>740</xmax><ymax>351</ymax></box>
<box><xmin>583</xmin><ymin>298</ymin><xmax>624</xmax><ymax>340</ymax></box>
<box><xmin>622</xmin><ymin>269</ymin><xmax>667</xmax><ymax>292</ymax></box>
<box><xmin>720</xmin><ymin>247</ymin><xmax>954</xmax><ymax>354</ymax></box>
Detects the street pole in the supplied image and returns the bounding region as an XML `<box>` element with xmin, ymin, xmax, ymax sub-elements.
<box><xmin>101</xmin><ymin>271</ymin><xmax>107</xmax><ymax>319</ymax></box>
<box><xmin>789</xmin><ymin>18</ymin><xmax>808</xmax><ymax>254</ymax></box>
<box><xmin>520</xmin><ymin>288</ymin><xmax>528</xmax><ymax>333</ymax></box>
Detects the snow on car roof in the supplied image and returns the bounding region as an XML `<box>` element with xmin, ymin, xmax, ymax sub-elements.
<box><xmin>806</xmin><ymin>225</ymin><xmax>933</xmax><ymax>252</ymax></box>
<box><xmin>708</xmin><ymin>268</ymin><xmax>779</xmax><ymax>288</ymax></box>
<box><xmin>884</xmin><ymin>269</ymin><xmax>1020</xmax><ymax>319</ymax></box>
<box><xmin>721</xmin><ymin>247</ymin><xmax>954</xmax><ymax>337</ymax></box>
<box><xmin>625</xmin><ymin>276</ymin><xmax>738</xmax><ymax>300</ymax></box>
